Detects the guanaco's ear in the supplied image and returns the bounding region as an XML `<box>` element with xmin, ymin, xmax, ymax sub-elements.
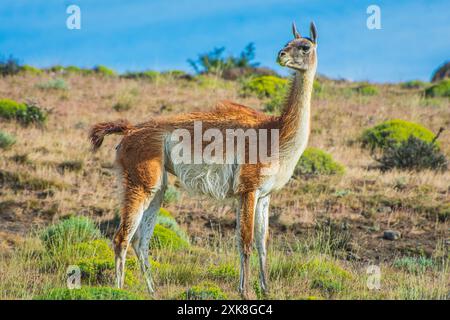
<box><xmin>292</xmin><ymin>22</ymin><xmax>301</xmax><ymax>39</ymax></box>
<box><xmin>310</xmin><ymin>21</ymin><xmax>318</xmax><ymax>43</ymax></box>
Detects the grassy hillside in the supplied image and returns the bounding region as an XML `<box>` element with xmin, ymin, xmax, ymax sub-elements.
<box><xmin>0</xmin><ymin>70</ymin><xmax>448</xmax><ymax>299</ymax></box>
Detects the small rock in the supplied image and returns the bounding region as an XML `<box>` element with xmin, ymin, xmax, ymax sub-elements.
<box><xmin>383</xmin><ymin>230</ymin><xmax>401</xmax><ymax>240</ymax></box>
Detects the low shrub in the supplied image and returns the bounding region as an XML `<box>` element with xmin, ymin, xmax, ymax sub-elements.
<box><xmin>179</xmin><ymin>282</ymin><xmax>227</xmax><ymax>300</ymax></box>
<box><xmin>15</xmin><ymin>102</ymin><xmax>47</xmax><ymax>125</ymax></box>
<box><xmin>40</xmin><ymin>216</ymin><xmax>101</xmax><ymax>251</ymax></box>
<box><xmin>0</xmin><ymin>99</ymin><xmax>47</xmax><ymax>125</ymax></box>
<box><xmin>36</xmin><ymin>78</ymin><xmax>69</xmax><ymax>90</ymax></box>
<box><xmin>424</xmin><ymin>79</ymin><xmax>450</xmax><ymax>97</ymax></box>
<box><xmin>0</xmin><ymin>98</ymin><xmax>26</xmax><ymax>119</ymax></box>
<box><xmin>156</xmin><ymin>208</ymin><xmax>189</xmax><ymax>244</ymax></box>
<box><xmin>93</xmin><ymin>65</ymin><xmax>116</xmax><ymax>77</ymax></box>
<box><xmin>122</xmin><ymin>70</ymin><xmax>160</xmax><ymax>80</ymax></box>
<box><xmin>361</xmin><ymin>119</ymin><xmax>437</xmax><ymax>152</ymax></box>
<box><xmin>150</xmin><ymin>224</ymin><xmax>189</xmax><ymax>250</ymax></box>
<box><xmin>400</xmin><ymin>80</ymin><xmax>428</xmax><ymax>89</ymax></box>
<box><xmin>20</xmin><ymin>65</ymin><xmax>43</xmax><ymax>75</ymax></box>
<box><xmin>354</xmin><ymin>83</ymin><xmax>378</xmax><ymax>96</ymax></box>
<box><xmin>0</xmin><ymin>131</ymin><xmax>16</xmax><ymax>149</ymax></box>
<box><xmin>393</xmin><ymin>256</ymin><xmax>435</xmax><ymax>274</ymax></box>
<box><xmin>241</xmin><ymin>75</ymin><xmax>287</xmax><ymax>98</ymax></box>
<box><xmin>34</xmin><ymin>287</ymin><xmax>143</xmax><ymax>300</ymax></box>
<box><xmin>294</xmin><ymin>147</ymin><xmax>345</xmax><ymax>176</ymax></box>
<box><xmin>376</xmin><ymin>135</ymin><xmax>447</xmax><ymax>172</ymax></box>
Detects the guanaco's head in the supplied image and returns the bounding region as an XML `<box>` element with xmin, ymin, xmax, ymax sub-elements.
<box><xmin>277</xmin><ymin>22</ymin><xmax>318</xmax><ymax>72</ymax></box>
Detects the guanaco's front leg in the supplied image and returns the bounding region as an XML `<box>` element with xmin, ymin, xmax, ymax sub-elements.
<box><xmin>237</xmin><ymin>190</ymin><xmax>258</xmax><ymax>300</ymax></box>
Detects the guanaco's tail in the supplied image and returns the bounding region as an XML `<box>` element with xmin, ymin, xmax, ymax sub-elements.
<box><xmin>89</xmin><ymin>119</ymin><xmax>134</xmax><ymax>151</ymax></box>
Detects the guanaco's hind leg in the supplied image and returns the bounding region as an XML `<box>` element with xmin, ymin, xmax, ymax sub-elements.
<box><xmin>254</xmin><ymin>195</ymin><xmax>270</xmax><ymax>295</ymax></box>
<box><xmin>237</xmin><ymin>191</ymin><xmax>258</xmax><ymax>300</ymax></box>
<box><xmin>131</xmin><ymin>173</ymin><xmax>167</xmax><ymax>295</ymax></box>
<box><xmin>113</xmin><ymin>157</ymin><xmax>164</xmax><ymax>289</ymax></box>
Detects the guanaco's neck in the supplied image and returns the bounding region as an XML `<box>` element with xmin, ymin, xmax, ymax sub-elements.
<box><xmin>279</xmin><ymin>69</ymin><xmax>315</xmax><ymax>156</ymax></box>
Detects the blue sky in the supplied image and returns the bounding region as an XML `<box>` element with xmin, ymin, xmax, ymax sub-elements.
<box><xmin>0</xmin><ymin>0</ymin><xmax>448</xmax><ymax>82</ymax></box>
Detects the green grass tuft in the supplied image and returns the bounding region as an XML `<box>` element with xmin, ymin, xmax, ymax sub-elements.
<box><xmin>179</xmin><ymin>281</ymin><xmax>227</xmax><ymax>300</ymax></box>
<box><xmin>0</xmin><ymin>131</ymin><xmax>16</xmax><ymax>149</ymax></box>
<box><xmin>40</xmin><ymin>216</ymin><xmax>101</xmax><ymax>251</ymax></box>
<box><xmin>34</xmin><ymin>287</ymin><xmax>143</xmax><ymax>300</ymax></box>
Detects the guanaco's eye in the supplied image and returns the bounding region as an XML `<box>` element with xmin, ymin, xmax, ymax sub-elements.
<box><xmin>299</xmin><ymin>44</ymin><xmax>311</xmax><ymax>52</ymax></box>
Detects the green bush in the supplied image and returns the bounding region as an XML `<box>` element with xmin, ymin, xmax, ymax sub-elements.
<box><xmin>425</xmin><ymin>79</ymin><xmax>450</xmax><ymax>97</ymax></box>
<box><xmin>0</xmin><ymin>98</ymin><xmax>27</xmax><ymax>119</ymax></box>
<box><xmin>361</xmin><ymin>119</ymin><xmax>437</xmax><ymax>152</ymax></box>
<box><xmin>241</xmin><ymin>75</ymin><xmax>287</xmax><ymax>98</ymax></box>
<box><xmin>40</xmin><ymin>216</ymin><xmax>101</xmax><ymax>251</ymax></box>
<box><xmin>0</xmin><ymin>131</ymin><xmax>16</xmax><ymax>149</ymax></box>
<box><xmin>376</xmin><ymin>135</ymin><xmax>447</xmax><ymax>172</ymax></box>
<box><xmin>122</xmin><ymin>70</ymin><xmax>160</xmax><ymax>80</ymax></box>
<box><xmin>294</xmin><ymin>147</ymin><xmax>345</xmax><ymax>176</ymax></box>
<box><xmin>400</xmin><ymin>80</ymin><xmax>428</xmax><ymax>89</ymax></box>
<box><xmin>156</xmin><ymin>208</ymin><xmax>189</xmax><ymax>244</ymax></box>
<box><xmin>0</xmin><ymin>99</ymin><xmax>47</xmax><ymax>125</ymax></box>
<box><xmin>36</xmin><ymin>78</ymin><xmax>68</xmax><ymax>90</ymax></box>
<box><xmin>20</xmin><ymin>65</ymin><xmax>43</xmax><ymax>75</ymax></box>
<box><xmin>150</xmin><ymin>224</ymin><xmax>189</xmax><ymax>250</ymax></box>
<box><xmin>93</xmin><ymin>65</ymin><xmax>116</xmax><ymax>77</ymax></box>
<box><xmin>354</xmin><ymin>83</ymin><xmax>378</xmax><ymax>96</ymax></box>
<box><xmin>34</xmin><ymin>287</ymin><xmax>143</xmax><ymax>300</ymax></box>
<box><xmin>179</xmin><ymin>282</ymin><xmax>227</xmax><ymax>300</ymax></box>
<box><xmin>15</xmin><ymin>102</ymin><xmax>47</xmax><ymax>125</ymax></box>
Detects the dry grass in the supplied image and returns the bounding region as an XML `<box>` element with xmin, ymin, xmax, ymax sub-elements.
<box><xmin>0</xmin><ymin>72</ymin><xmax>448</xmax><ymax>299</ymax></box>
